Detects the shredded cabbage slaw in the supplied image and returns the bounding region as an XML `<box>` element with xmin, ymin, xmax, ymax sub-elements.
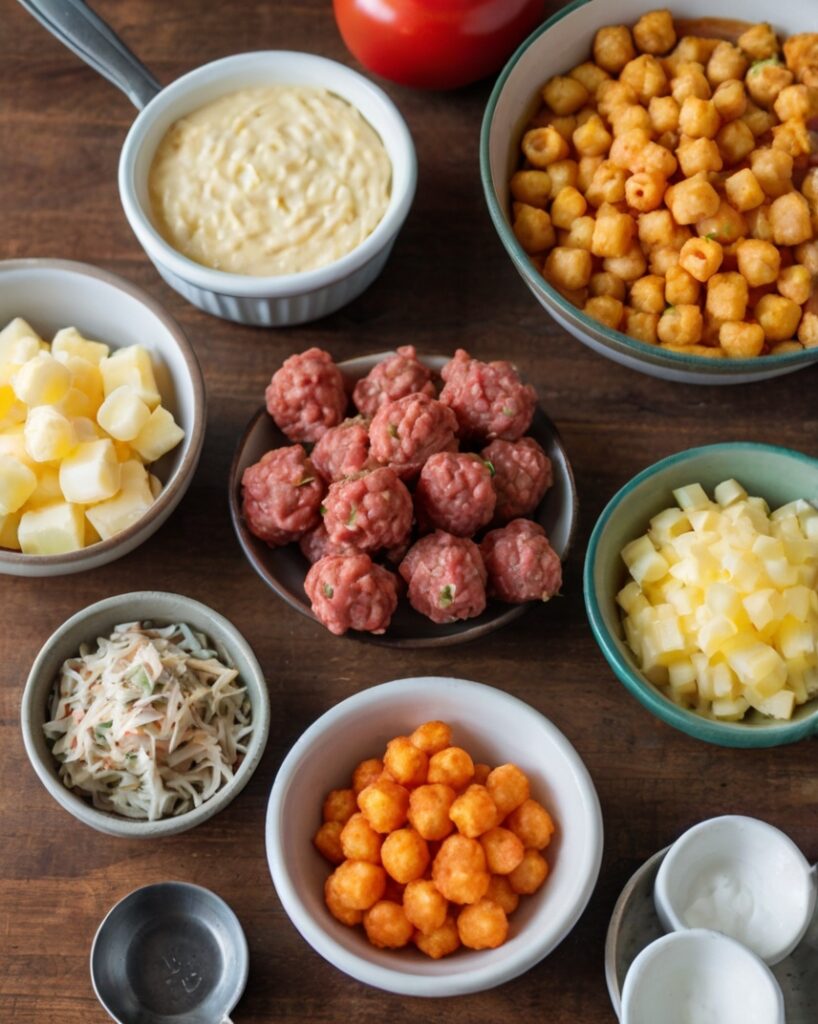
<box><xmin>43</xmin><ymin>621</ymin><xmax>252</xmax><ymax>820</ymax></box>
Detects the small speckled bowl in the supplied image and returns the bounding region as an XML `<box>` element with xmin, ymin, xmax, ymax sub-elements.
<box><xmin>584</xmin><ymin>442</ymin><xmax>818</xmax><ymax>747</ymax></box>
<box><xmin>21</xmin><ymin>591</ymin><xmax>270</xmax><ymax>837</ymax></box>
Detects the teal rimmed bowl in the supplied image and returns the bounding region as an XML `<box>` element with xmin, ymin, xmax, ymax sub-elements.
<box><xmin>584</xmin><ymin>443</ymin><xmax>818</xmax><ymax>747</ymax></box>
<box><xmin>480</xmin><ymin>0</ymin><xmax>818</xmax><ymax>385</ymax></box>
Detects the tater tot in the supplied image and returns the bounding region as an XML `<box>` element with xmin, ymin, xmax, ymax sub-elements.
<box><xmin>323</xmin><ymin>788</ymin><xmax>358</xmax><ymax>823</ymax></box>
<box><xmin>677</xmin><ymin>136</ymin><xmax>722</xmax><ymax>177</ymax></box>
<box><xmin>755</xmin><ymin>294</ymin><xmax>802</xmax><ymax>341</ymax></box>
<box><xmin>619</xmin><ymin>54</ymin><xmax>669</xmax><ymax>102</ymax></box>
<box><xmin>330</xmin><ymin>860</ymin><xmax>387</xmax><ymax>910</ymax></box>
<box><xmin>473</xmin><ymin>763</ymin><xmax>491</xmax><ymax>786</ymax></box>
<box><xmin>414</xmin><ymin>915</ymin><xmax>461</xmax><ymax>959</ymax></box>
<box><xmin>484</xmin><ymin>765</ymin><xmax>530</xmax><ymax>817</ymax></box>
<box><xmin>678</xmin><ymin>237</ymin><xmax>724</xmax><ymax>282</ymax></box>
<box><xmin>572</xmin><ymin>115</ymin><xmax>613</xmax><ymax>158</ymax></box>
<box><xmin>712</xmin><ymin>79</ymin><xmax>747</xmax><ymax>122</ymax></box>
<box><xmin>510</xmin><ymin>170</ymin><xmax>552</xmax><ymax>208</ymax></box>
<box><xmin>480</xmin><ymin>827</ymin><xmax>526</xmax><ymax>875</ymax></box>
<box><xmin>325</xmin><ymin>873</ymin><xmax>364</xmax><ymax>926</ymax></box>
<box><xmin>576</xmin><ymin>156</ymin><xmax>602</xmax><ymax>193</ymax></box>
<box><xmin>508</xmin><ymin>850</ymin><xmax>550</xmax><ymax>895</ymax></box>
<box><xmin>625</xmin><ymin>171</ymin><xmax>667</xmax><ymax>212</ymax></box>
<box><xmin>638</xmin><ymin>209</ymin><xmax>675</xmax><ymax>249</ymax></box>
<box><xmin>769</xmin><ymin>192</ymin><xmax>813</xmax><ymax>246</ymax></box>
<box><xmin>457</xmin><ymin>899</ymin><xmax>509</xmax><ymax>950</ymax></box>
<box><xmin>569</xmin><ymin>61</ymin><xmax>611</xmax><ymax>97</ymax></box>
<box><xmin>340</xmin><ymin>812</ymin><xmax>384</xmax><ymax>863</ymax></box>
<box><xmin>629</xmin><ymin>274</ymin><xmax>667</xmax><ymax>314</ymax></box>
<box><xmin>798</xmin><ymin>312</ymin><xmax>818</xmax><ymax>348</ymax></box>
<box><xmin>777</xmin><ymin>264</ymin><xmax>812</xmax><ymax>305</ymax></box>
<box><xmin>522</xmin><ymin>126</ymin><xmax>570</xmax><ymax>167</ymax></box>
<box><xmin>706</xmin><ymin>42</ymin><xmax>748</xmax><ymax>86</ymax></box>
<box><xmin>590</xmin><ymin>271</ymin><xmax>627</xmax><ymax>301</ymax></box>
<box><xmin>381</xmin><ymin>828</ymin><xmax>430</xmax><ymax>884</ymax></box>
<box><xmin>664</xmin><ymin>265</ymin><xmax>700</xmax><ymax>306</ymax></box>
<box><xmin>513</xmin><ymin>203</ymin><xmax>556</xmax><ymax>254</ymax></box>
<box><xmin>625</xmin><ymin>308</ymin><xmax>660</xmax><ymax>344</ymax></box>
<box><xmin>358</xmin><ymin>779</ymin><xmax>410</xmax><ymax>833</ymax></box>
<box><xmin>551</xmin><ymin>186</ymin><xmax>588</xmax><ymax>229</ymax></box>
<box><xmin>609</xmin><ymin>128</ymin><xmax>651</xmax><ymax>171</ymax></box>
<box><xmin>585</xmin><ymin>295</ymin><xmax>625</xmax><ymax>328</ymax></box>
<box><xmin>724</xmin><ymin>168</ymin><xmax>765</xmax><ymax>212</ymax></box>
<box><xmin>741</xmin><ymin>101</ymin><xmax>776</xmax><ymax>138</ymax></box>
<box><xmin>610</xmin><ymin>104</ymin><xmax>653</xmax><ymax>137</ymax></box>
<box><xmin>706</xmin><ymin>272</ymin><xmax>749</xmax><ymax>322</ymax></box>
<box><xmin>596</xmin><ymin>79</ymin><xmax>639</xmax><ymax>120</ymax></box>
<box><xmin>427</xmin><ymin>747</ymin><xmax>475</xmax><ymax>791</ymax></box>
<box><xmin>750</xmin><ymin>148</ymin><xmax>793</xmax><ymax>199</ymax></box>
<box><xmin>678</xmin><ymin>96</ymin><xmax>720</xmax><ymax>139</ymax></box>
<box><xmin>593</xmin><ymin>25</ymin><xmax>636</xmax><ymax>73</ymax></box>
<box><xmin>486</xmin><ymin>874</ymin><xmax>521</xmax><ymax>915</ymax></box>
<box><xmin>403</xmin><ymin>879</ymin><xmax>448</xmax><ymax>935</ymax></box>
<box><xmin>363</xmin><ymin>900</ymin><xmax>414</xmax><ymax>948</ymax></box>
<box><xmin>774</xmin><ymin>84</ymin><xmax>818</xmax><ymax>122</ymax></box>
<box><xmin>695</xmin><ymin>200</ymin><xmax>747</xmax><ymax>246</ymax></box>
<box><xmin>408</xmin><ymin>783</ymin><xmax>456</xmax><ymax>841</ymax></box>
<box><xmin>671</xmin><ymin>65</ymin><xmax>711</xmax><ymax>105</ymax></box>
<box><xmin>648</xmin><ymin>94</ymin><xmax>680</xmax><ymax>133</ymax></box>
<box><xmin>585</xmin><ymin>162</ymin><xmax>628</xmax><ymax>207</ymax></box>
<box><xmin>559</xmin><ymin>215</ymin><xmax>595</xmax><ymax>251</ymax></box>
<box><xmin>545</xmin><ymin>246</ymin><xmax>593</xmax><ymax>291</ymax></box>
<box><xmin>649</xmin><ymin>245</ymin><xmax>681</xmax><ymax>276</ymax></box>
<box><xmin>352</xmin><ymin>757</ymin><xmax>384</xmax><ymax>795</ymax></box>
<box><xmin>716</xmin><ymin>120</ymin><xmax>755</xmax><ymax>166</ymax></box>
<box><xmin>737</xmin><ymin>23</ymin><xmax>779</xmax><ymax>61</ymax></box>
<box><xmin>410</xmin><ymin>721</ymin><xmax>453</xmax><ymax>755</ymax></box>
<box><xmin>795</xmin><ymin>241</ymin><xmax>818</xmax><ymax>275</ymax></box>
<box><xmin>633</xmin><ymin>9</ymin><xmax>676</xmax><ymax>56</ymax></box>
<box><xmin>603</xmin><ymin>243</ymin><xmax>648</xmax><ymax>282</ymax></box>
<box><xmin>591</xmin><ymin>212</ymin><xmax>635</xmax><ymax>258</ymax></box>
<box><xmin>548</xmin><ymin>158</ymin><xmax>580</xmax><ymax>198</ymax></box>
<box><xmin>736</xmin><ymin>239</ymin><xmax>780</xmax><ymax>286</ymax></box>
<box><xmin>384</xmin><ymin>736</ymin><xmax>428</xmax><ymax>787</ymax></box>
<box><xmin>543</xmin><ymin>75</ymin><xmax>589</xmax><ymax>115</ymax></box>
<box><xmin>450</xmin><ymin>785</ymin><xmax>500</xmax><ymax>839</ymax></box>
<box><xmin>666</xmin><ymin>175</ymin><xmax>720</xmax><ymax>224</ymax></box>
<box><xmin>747</xmin><ymin>63</ymin><xmax>794</xmax><ymax>110</ymax></box>
<box><xmin>504</xmin><ymin>799</ymin><xmax>556</xmax><ymax>850</ymax></box>
<box><xmin>432</xmin><ymin>834</ymin><xmax>490</xmax><ymax>904</ymax></box>
<box><xmin>314</xmin><ymin>820</ymin><xmax>345</xmax><ymax>864</ymax></box>
<box><xmin>719</xmin><ymin>321</ymin><xmax>766</xmax><ymax>358</ymax></box>
<box><xmin>657</xmin><ymin>303</ymin><xmax>703</xmax><ymax>345</ymax></box>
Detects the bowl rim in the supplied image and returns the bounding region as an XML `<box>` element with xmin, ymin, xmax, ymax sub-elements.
<box><xmin>228</xmin><ymin>350</ymin><xmax>579</xmax><ymax>648</ymax></box>
<box><xmin>478</xmin><ymin>2</ymin><xmax>818</xmax><ymax>376</ymax></box>
<box><xmin>265</xmin><ymin>675</ymin><xmax>604</xmax><ymax>996</ymax></box>
<box><xmin>583</xmin><ymin>441</ymin><xmax>818</xmax><ymax>747</ymax></box>
<box><xmin>0</xmin><ymin>257</ymin><xmax>206</xmax><ymax>572</ymax></box>
<box><xmin>20</xmin><ymin>590</ymin><xmax>271</xmax><ymax>837</ymax></box>
<box><xmin>118</xmin><ymin>50</ymin><xmax>418</xmax><ymax>298</ymax></box>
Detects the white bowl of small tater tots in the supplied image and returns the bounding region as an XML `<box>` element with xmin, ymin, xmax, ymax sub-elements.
<box><xmin>481</xmin><ymin>0</ymin><xmax>818</xmax><ymax>384</ymax></box>
<box><xmin>266</xmin><ymin>677</ymin><xmax>603</xmax><ymax>995</ymax></box>
<box><xmin>119</xmin><ymin>51</ymin><xmax>416</xmax><ymax>327</ymax></box>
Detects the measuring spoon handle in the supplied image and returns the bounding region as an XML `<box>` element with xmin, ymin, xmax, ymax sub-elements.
<box><xmin>17</xmin><ymin>0</ymin><xmax>161</xmax><ymax>109</ymax></box>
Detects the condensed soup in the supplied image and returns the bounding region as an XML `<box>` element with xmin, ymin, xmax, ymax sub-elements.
<box><xmin>148</xmin><ymin>86</ymin><xmax>391</xmax><ymax>276</ymax></box>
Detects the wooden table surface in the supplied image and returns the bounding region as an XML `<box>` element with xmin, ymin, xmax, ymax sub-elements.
<box><xmin>1</xmin><ymin>1</ymin><xmax>817</xmax><ymax>1021</ymax></box>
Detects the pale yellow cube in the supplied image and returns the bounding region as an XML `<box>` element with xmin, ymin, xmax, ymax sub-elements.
<box><xmin>13</xmin><ymin>352</ymin><xmax>70</xmax><ymax>406</ymax></box>
<box><xmin>59</xmin><ymin>439</ymin><xmax>121</xmax><ymax>504</ymax></box>
<box><xmin>0</xmin><ymin>455</ymin><xmax>37</xmax><ymax>514</ymax></box>
<box><xmin>86</xmin><ymin>459</ymin><xmax>155</xmax><ymax>540</ymax></box>
<box><xmin>0</xmin><ymin>428</ymin><xmax>35</xmax><ymax>469</ymax></box>
<box><xmin>97</xmin><ymin>386</ymin><xmax>151</xmax><ymax>442</ymax></box>
<box><xmin>714</xmin><ymin>479</ymin><xmax>748</xmax><ymax>508</ymax></box>
<box><xmin>747</xmin><ymin>688</ymin><xmax>796</xmax><ymax>720</ymax></box>
<box><xmin>72</xmin><ymin>417</ymin><xmax>103</xmax><ymax>443</ymax></box>
<box><xmin>25</xmin><ymin>465</ymin><xmax>63</xmax><ymax>509</ymax></box>
<box><xmin>711</xmin><ymin>696</ymin><xmax>749</xmax><ymax>720</ymax></box>
<box><xmin>100</xmin><ymin>346</ymin><xmax>160</xmax><ymax>408</ymax></box>
<box><xmin>726</xmin><ymin>639</ymin><xmax>786</xmax><ymax>695</ymax></box>
<box><xmin>673</xmin><ymin>483</ymin><xmax>712</xmax><ymax>511</ymax></box>
<box><xmin>18</xmin><ymin>501</ymin><xmax>85</xmax><ymax>555</ymax></box>
<box><xmin>776</xmin><ymin>617</ymin><xmax>815</xmax><ymax>660</ymax></box>
<box><xmin>0</xmin><ymin>318</ymin><xmax>44</xmax><ymax>363</ymax></box>
<box><xmin>648</xmin><ymin>507</ymin><xmax>690</xmax><ymax>545</ymax></box>
<box><xmin>56</xmin><ymin>387</ymin><xmax>99</xmax><ymax>420</ymax></box>
<box><xmin>51</xmin><ymin>327</ymin><xmax>110</xmax><ymax>365</ymax></box>
<box><xmin>148</xmin><ymin>473</ymin><xmax>162</xmax><ymax>499</ymax></box>
<box><xmin>24</xmin><ymin>406</ymin><xmax>77</xmax><ymax>463</ymax></box>
<box><xmin>55</xmin><ymin>354</ymin><xmax>104</xmax><ymax>413</ymax></box>
<box><xmin>131</xmin><ymin>406</ymin><xmax>184</xmax><ymax>463</ymax></box>
<box><xmin>621</xmin><ymin>534</ymin><xmax>670</xmax><ymax>585</ymax></box>
<box><xmin>743</xmin><ymin>589</ymin><xmax>783</xmax><ymax>632</ymax></box>
<box><xmin>0</xmin><ymin>511</ymin><xmax>21</xmax><ymax>550</ymax></box>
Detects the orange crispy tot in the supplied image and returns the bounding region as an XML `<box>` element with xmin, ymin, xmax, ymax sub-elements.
<box><xmin>363</xmin><ymin>900</ymin><xmax>414</xmax><ymax>948</ymax></box>
<box><xmin>457</xmin><ymin>899</ymin><xmax>509</xmax><ymax>950</ymax></box>
<box><xmin>408</xmin><ymin>783</ymin><xmax>456</xmax><ymax>841</ymax></box>
<box><xmin>381</xmin><ymin>828</ymin><xmax>430</xmax><ymax>884</ymax></box>
<box><xmin>340</xmin><ymin>812</ymin><xmax>383</xmax><ymax>864</ymax></box>
<box><xmin>505</xmin><ymin>799</ymin><xmax>556</xmax><ymax>850</ymax></box>
<box><xmin>486</xmin><ymin>764</ymin><xmax>530</xmax><ymax>816</ymax></box>
<box><xmin>329</xmin><ymin>860</ymin><xmax>387</xmax><ymax>911</ymax></box>
<box><xmin>427</xmin><ymin>746</ymin><xmax>475</xmax><ymax>790</ymax></box>
<box><xmin>413</xmin><ymin>915</ymin><xmax>461</xmax><ymax>959</ymax></box>
<box><xmin>486</xmin><ymin>874</ymin><xmax>520</xmax><ymax>915</ymax></box>
<box><xmin>325</xmin><ymin>873</ymin><xmax>364</xmax><ymax>926</ymax></box>
<box><xmin>314</xmin><ymin>820</ymin><xmax>345</xmax><ymax>865</ymax></box>
<box><xmin>384</xmin><ymin>736</ymin><xmax>428</xmax><ymax>787</ymax></box>
<box><xmin>403</xmin><ymin>879</ymin><xmax>448</xmax><ymax>935</ymax></box>
<box><xmin>449</xmin><ymin>785</ymin><xmax>500</xmax><ymax>838</ymax></box>
<box><xmin>508</xmin><ymin>849</ymin><xmax>550</xmax><ymax>895</ymax></box>
<box><xmin>357</xmin><ymin>779</ymin><xmax>410</xmax><ymax>833</ymax></box>
<box><xmin>432</xmin><ymin>834</ymin><xmax>491</xmax><ymax>905</ymax></box>
<box><xmin>322</xmin><ymin>788</ymin><xmax>357</xmax><ymax>823</ymax></box>
<box><xmin>480</xmin><ymin>827</ymin><xmax>526</xmax><ymax>875</ymax></box>
<box><xmin>352</xmin><ymin>757</ymin><xmax>384</xmax><ymax>794</ymax></box>
<box><xmin>410</xmin><ymin>720</ymin><xmax>452</xmax><ymax>755</ymax></box>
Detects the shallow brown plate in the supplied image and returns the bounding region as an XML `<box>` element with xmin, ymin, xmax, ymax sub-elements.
<box><xmin>228</xmin><ymin>352</ymin><xmax>578</xmax><ymax>648</ymax></box>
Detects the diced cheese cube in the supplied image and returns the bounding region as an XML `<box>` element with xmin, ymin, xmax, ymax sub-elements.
<box><xmin>24</xmin><ymin>406</ymin><xmax>77</xmax><ymax>463</ymax></box>
<box><xmin>18</xmin><ymin>501</ymin><xmax>85</xmax><ymax>555</ymax></box>
<box><xmin>0</xmin><ymin>455</ymin><xmax>37</xmax><ymax>513</ymax></box>
<box><xmin>13</xmin><ymin>352</ymin><xmax>70</xmax><ymax>406</ymax></box>
<box><xmin>25</xmin><ymin>465</ymin><xmax>63</xmax><ymax>509</ymax></box>
<box><xmin>55</xmin><ymin>387</ymin><xmax>98</xmax><ymax>419</ymax></box>
<box><xmin>783</xmin><ymin>537</ymin><xmax>814</xmax><ymax>565</ymax></box>
<box><xmin>86</xmin><ymin>460</ymin><xmax>154</xmax><ymax>540</ymax></box>
<box><xmin>691</xmin><ymin>652</ymin><xmax>714</xmax><ymax>699</ymax></box>
<box><xmin>746</xmin><ymin>688</ymin><xmax>796</xmax><ymax>720</ymax></box>
<box><xmin>747</xmin><ymin>495</ymin><xmax>770</xmax><ymax>514</ymax></box>
<box><xmin>0</xmin><ymin>318</ymin><xmax>43</xmax><ymax>362</ymax></box>
<box><xmin>673</xmin><ymin>483</ymin><xmax>712</xmax><ymax>511</ymax></box>
<box><xmin>726</xmin><ymin>640</ymin><xmax>786</xmax><ymax>695</ymax></box>
<box><xmin>624</xmin><ymin>616</ymin><xmax>643</xmax><ymax>660</ymax></box>
<box><xmin>59</xmin><ymin>439</ymin><xmax>120</xmax><ymax>504</ymax></box>
<box><xmin>51</xmin><ymin>327</ymin><xmax>110</xmax><ymax>365</ymax></box>
<box><xmin>130</xmin><ymin>406</ymin><xmax>184</xmax><ymax>463</ymax></box>
<box><xmin>649</xmin><ymin>507</ymin><xmax>690</xmax><ymax>546</ymax></box>
<box><xmin>0</xmin><ymin>511</ymin><xmax>21</xmax><ymax>550</ymax></box>
<box><xmin>97</xmin><ymin>386</ymin><xmax>151</xmax><ymax>442</ymax></box>
<box><xmin>714</xmin><ymin>478</ymin><xmax>748</xmax><ymax>508</ymax></box>
<box><xmin>621</xmin><ymin>534</ymin><xmax>669</xmax><ymax>585</ymax></box>
<box><xmin>711</xmin><ymin>696</ymin><xmax>749</xmax><ymax>720</ymax></box>
<box><xmin>643</xmin><ymin>612</ymin><xmax>686</xmax><ymax>662</ymax></box>
<box><xmin>54</xmin><ymin>354</ymin><xmax>104</xmax><ymax>412</ymax></box>
<box><xmin>666</xmin><ymin>585</ymin><xmax>701</xmax><ymax>617</ymax></box>
<box><xmin>100</xmin><ymin>345</ymin><xmax>160</xmax><ymax>408</ymax></box>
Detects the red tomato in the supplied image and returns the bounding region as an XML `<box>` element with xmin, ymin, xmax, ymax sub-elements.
<box><xmin>333</xmin><ymin>0</ymin><xmax>544</xmax><ymax>90</ymax></box>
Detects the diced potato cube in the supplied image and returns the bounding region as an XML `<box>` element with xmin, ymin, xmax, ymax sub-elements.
<box><xmin>743</xmin><ymin>589</ymin><xmax>783</xmax><ymax>632</ymax></box>
<box><xmin>13</xmin><ymin>352</ymin><xmax>70</xmax><ymax>406</ymax></box>
<box><xmin>649</xmin><ymin>507</ymin><xmax>690</xmax><ymax>545</ymax></box>
<box><xmin>25</xmin><ymin>465</ymin><xmax>63</xmax><ymax>509</ymax></box>
<box><xmin>688</xmin><ymin>509</ymin><xmax>721</xmax><ymax>533</ymax></box>
<box><xmin>763</xmin><ymin>557</ymin><xmax>799</xmax><ymax>588</ymax></box>
<box><xmin>57</xmin><ymin>387</ymin><xmax>99</xmax><ymax>419</ymax></box>
<box><xmin>746</xmin><ymin>688</ymin><xmax>796</xmax><ymax>720</ymax></box>
<box><xmin>711</xmin><ymin>696</ymin><xmax>749</xmax><ymax>720</ymax></box>
<box><xmin>783</xmin><ymin>538</ymin><xmax>814</xmax><ymax>565</ymax></box>
<box><xmin>18</xmin><ymin>501</ymin><xmax>85</xmax><ymax>555</ymax></box>
<box><xmin>698</xmin><ymin>614</ymin><xmax>739</xmax><ymax>657</ymax></box>
<box><xmin>130</xmin><ymin>406</ymin><xmax>184</xmax><ymax>463</ymax></box>
<box><xmin>621</xmin><ymin>534</ymin><xmax>669</xmax><ymax>585</ymax></box>
<box><xmin>51</xmin><ymin>327</ymin><xmax>110</xmax><ymax>365</ymax></box>
<box><xmin>776</xmin><ymin>616</ymin><xmax>815</xmax><ymax>660</ymax></box>
<box><xmin>0</xmin><ymin>428</ymin><xmax>35</xmax><ymax>469</ymax></box>
<box><xmin>796</xmin><ymin>505</ymin><xmax>818</xmax><ymax>540</ymax></box>
<box><xmin>0</xmin><ymin>510</ymin><xmax>21</xmax><ymax>550</ymax></box>
<box><xmin>668</xmin><ymin>659</ymin><xmax>698</xmax><ymax>696</ymax></box>
<box><xmin>24</xmin><ymin>406</ymin><xmax>77</xmax><ymax>463</ymax></box>
<box><xmin>0</xmin><ymin>318</ymin><xmax>43</xmax><ymax>362</ymax></box>
<box><xmin>770</xmin><ymin>515</ymin><xmax>803</xmax><ymax>542</ymax></box>
<box><xmin>97</xmin><ymin>386</ymin><xmax>151</xmax><ymax>442</ymax></box>
<box><xmin>86</xmin><ymin>460</ymin><xmax>154</xmax><ymax>540</ymax></box>
<box><xmin>0</xmin><ymin>455</ymin><xmax>37</xmax><ymax>514</ymax></box>
<box><xmin>617</xmin><ymin>580</ymin><xmax>645</xmax><ymax>613</ymax></box>
<box><xmin>714</xmin><ymin>478</ymin><xmax>748</xmax><ymax>508</ymax></box>
<box><xmin>85</xmin><ymin>518</ymin><xmax>102</xmax><ymax>546</ymax></box>
<box><xmin>771</xmin><ymin>498</ymin><xmax>811</xmax><ymax>521</ymax></box>
<box><xmin>72</xmin><ymin>417</ymin><xmax>103</xmax><ymax>442</ymax></box>
<box><xmin>711</xmin><ymin>662</ymin><xmax>740</xmax><ymax>699</ymax></box>
<box><xmin>673</xmin><ymin>483</ymin><xmax>712</xmax><ymax>511</ymax></box>
<box><xmin>54</xmin><ymin>355</ymin><xmax>104</xmax><ymax>413</ymax></box>
<box><xmin>100</xmin><ymin>345</ymin><xmax>161</xmax><ymax>408</ymax></box>
<box><xmin>726</xmin><ymin>640</ymin><xmax>786</xmax><ymax>695</ymax></box>
<box><xmin>58</xmin><ymin>439</ymin><xmax>120</xmax><ymax>504</ymax></box>
<box><xmin>781</xmin><ymin>586</ymin><xmax>813</xmax><ymax>622</ymax></box>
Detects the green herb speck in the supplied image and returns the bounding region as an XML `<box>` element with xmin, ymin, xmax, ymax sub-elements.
<box><xmin>439</xmin><ymin>584</ymin><xmax>455</xmax><ymax>608</ymax></box>
<box><xmin>388</xmin><ymin>423</ymin><xmax>399</xmax><ymax>439</ymax></box>
<box><xmin>484</xmin><ymin>460</ymin><xmax>495</xmax><ymax>478</ymax></box>
<box><xmin>319</xmin><ymin>504</ymin><xmax>327</xmax><ymax>517</ymax></box>
<box><xmin>297</xmin><ymin>475</ymin><xmax>315</xmax><ymax>487</ymax></box>
<box><xmin>346</xmin><ymin>506</ymin><xmax>357</xmax><ymax>526</ymax></box>
<box><xmin>322</xmin><ymin>583</ymin><xmax>334</xmax><ymax>598</ymax></box>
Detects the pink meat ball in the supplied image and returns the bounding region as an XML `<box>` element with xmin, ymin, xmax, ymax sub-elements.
<box><xmin>369</xmin><ymin>393</ymin><xmax>459</xmax><ymax>480</ymax></box>
<box><xmin>299</xmin><ymin>522</ymin><xmax>356</xmax><ymax>564</ymax></box>
<box><xmin>323</xmin><ymin>467</ymin><xmax>413</xmax><ymax>553</ymax></box>
<box><xmin>439</xmin><ymin>348</ymin><xmax>537</xmax><ymax>442</ymax></box>
<box><xmin>242</xmin><ymin>446</ymin><xmax>325</xmax><ymax>547</ymax></box>
<box><xmin>311</xmin><ymin>416</ymin><xmax>373</xmax><ymax>483</ymax></box>
<box><xmin>399</xmin><ymin>531</ymin><xmax>487</xmax><ymax>624</ymax></box>
<box><xmin>415</xmin><ymin>452</ymin><xmax>496</xmax><ymax>537</ymax></box>
<box><xmin>265</xmin><ymin>347</ymin><xmax>348</xmax><ymax>443</ymax></box>
<box><xmin>305</xmin><ymin>554</ymin><xmax>399</xmax><ymax>635</ymax></box>
<box><xmin>352</xmin><ymin>345</ymin><xmax>436</xmax><ymax>417</ymax></box>
<box><xmin>480</xmin><ymin>519</ymin><xmax>562</xmax><ymax>603</ymax></box>
<box><xmin>482</xmin><ymin>437</ymin><xmax>553</xmax><ymax>522</ymax></box>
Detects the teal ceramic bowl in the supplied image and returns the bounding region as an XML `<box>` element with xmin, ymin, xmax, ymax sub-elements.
<box><xmin>584</xmin><ymin>443</ymin><xmax>818</xmax><ymax>747</ymax></box>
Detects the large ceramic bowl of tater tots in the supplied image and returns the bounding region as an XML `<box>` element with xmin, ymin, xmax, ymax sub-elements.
<box><xmin>266</xmin><ymin>676</ymin><xmax>603</xmax><ymax>996</ymax></box>
<box><xmin>481</xmin><ymin>0</ymin><xmax>818</xmax><ymax>384</ymax></box>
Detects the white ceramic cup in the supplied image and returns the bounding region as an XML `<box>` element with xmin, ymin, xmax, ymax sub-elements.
<box><xmin>654</xmin><ymin>815</ymin><xmax>817</xmax><ymax>966</ymax></box>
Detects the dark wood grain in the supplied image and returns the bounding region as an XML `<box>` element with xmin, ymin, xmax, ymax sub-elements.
<box><xmin>1</xmin><ymin>2</ymin><xmax>816</xmax><ymax>1021</ymax></box>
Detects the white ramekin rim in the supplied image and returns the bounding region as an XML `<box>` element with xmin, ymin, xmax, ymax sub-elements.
<box><xmin>118</xmin><ymin>50</ymin><xmax>417</xmax><ymax>298</ymax></box>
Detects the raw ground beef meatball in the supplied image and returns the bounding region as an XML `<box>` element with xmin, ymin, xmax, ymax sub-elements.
<box><xmin>369</xmin><ymin>393</ymin><xmax>459</xmax><ymax>479</ymax></box>
<box><xmin>482</xmin><ymin>437</ymin><xmax>553</xmax><ymax>522</ymax></box>
<box><xmin>265</xmin><ymin>347</ymin><xmax>348</xmax><ymax>443</ymax></box>
<box><xmin>352</xmin><ymin>346</ymin><xmax>436</xmax><ymax>417</ymax></box>
<box><xmin>305</xmin><ymin>553</ymin><xmax>399</xmax><ymax>635</ymax></box>
<box><xmin>439</xmin><ymin>348</ymin><xmax>537</xmax><ymax>442</ymax></box>
<box><xmin>242</xmin><ymin>446</ymin><xmax>325</xmax><ymax>546</ymax></box>
<box><xmin>311</xmin><ymin>416</ymin><xmax>373</xmax><ymax>482</ymax></box>
<box><xmin>415</xmin><ymin>452</ymin><xmax>496</xmax><ymax>537</ymax></box>
<box><xmin>480</xmin><ymin>519</ymin><xmax>562</xmax><ymax>604</ymax></box>
<box><xmin>323</xmin><ymin>467</ymin><xmax>413</xmax><ymax>553</ymax></box>
<box><xmin>298</xmin><ymin>522</ymin><xmax>356</xmax><ymax>564</ymax></box>
<box><xmin>399</xmin><ymin>531</ymin><xmax>487</xmax><ymax>624</ymax></box>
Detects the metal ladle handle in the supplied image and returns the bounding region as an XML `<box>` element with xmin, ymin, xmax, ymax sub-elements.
<box><xmin>17</xmin><ymin>0</ymin><xmax>161</xmax><ymax>109</ymax></box>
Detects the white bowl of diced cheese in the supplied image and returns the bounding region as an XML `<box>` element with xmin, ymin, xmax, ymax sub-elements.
<box><xmin>0</xmin><ymin>258</ymin><xmax>205</xmax><ymax>576</ymax></box>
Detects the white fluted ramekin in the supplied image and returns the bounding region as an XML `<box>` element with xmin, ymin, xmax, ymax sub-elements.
<box><xmin>118</xmin><ymin>51</ymin><xmax>416</xmax><ymax>326</ymax></box>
